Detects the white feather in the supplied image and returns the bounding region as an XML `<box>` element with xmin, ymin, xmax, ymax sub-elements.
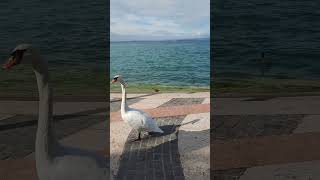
<box><xmin>114</xmin><ymin>75</ymin><xmax>163</xmax><ymax>136</ymax></box>
<box><xmin>122</xmin><ymin>107</ymin><xmax>164</xmax><ymax>133</ymax></box>
<box><xmin>9</xmin><ymin>44</ymin><xmax>109</xmax><ymax>180</ymax></box>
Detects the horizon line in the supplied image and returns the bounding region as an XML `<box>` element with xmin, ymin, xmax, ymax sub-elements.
<box><xmin>110</xmin><ymin>37</ymin><xmax>210</xmax><ymax>43</ymax></box>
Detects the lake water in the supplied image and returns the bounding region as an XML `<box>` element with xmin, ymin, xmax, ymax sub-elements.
<box><xmin>111</xmin><ymin>39</ymin><xmax>210</xmax><ymax>87</ymax></box>
<box><xmin>213</xmin><ymin>0</ymin><xmax>320</xmax><ymax>79</ymax></box>
<box><xmin>0</xmin><ymin>0</ymin><xmax>107</xmax><ymax>96</ymax></box>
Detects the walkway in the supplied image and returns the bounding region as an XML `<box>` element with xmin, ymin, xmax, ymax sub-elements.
<box><xmin>212</xmin><ymin>96</ymin><xmax>320</xmax><ymax>180</ymax></box>
<box><xmin>110</xmin><ymin>92</ymin><xmax>210</xmax><ymax>180</ymax></box>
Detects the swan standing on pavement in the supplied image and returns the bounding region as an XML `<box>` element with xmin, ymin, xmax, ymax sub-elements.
<box><xmin>111</xmin><ymin>75</ymin><xmax>163</xmax><ymax>140</ymax></box>
<box><xmin>2</xmin><ymin>44</ymin><xmax>109</xmax><ymax>180</ymax></box>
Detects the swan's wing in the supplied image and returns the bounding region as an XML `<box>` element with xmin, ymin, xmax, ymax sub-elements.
<box><xmin>124</xmin><ymin>109</ymin><xmax>148</xmax><ymax>129</ymax></box>
<box><xmin>127</xmin><ymin>109</ymin><xmax>163</xmax><ymax>133</ymax></box>
<box><xmin>145</xmin><ymin>116</ymin><xmax>163</xmax><ymax>133</ymax></box>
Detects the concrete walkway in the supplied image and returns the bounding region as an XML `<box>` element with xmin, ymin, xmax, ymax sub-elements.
<box><xmin>212</xmin><ymin>96</ymin><xmax>320</xmax><ymax>180</ymax></box>
<box><xmin>110</xmin><ymin>92</ymin><xmax>210</xmax><ymax>180</ymax></box>
<box><xmin>0</xmin><ymin>99</ymin><xmax>108</xmax><ymax>179</ymax></box>
<box><xmin>0</xmin><ymin>92</ymin><xmax>210</xmax><ymax>180</ymax></box>
<box><xmin>3</xmin><ymin>93</ymin><xmax>320</xmax><ymax>179</ymax></box>
<box><xmin>178</xmin><ymin>113</ymin><xmax>210</xmax><ymax>180</ymax></box>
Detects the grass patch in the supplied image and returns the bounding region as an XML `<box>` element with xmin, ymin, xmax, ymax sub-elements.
<box><xmin>110</xmin><ymin>83</ymin><xmax>209</xmax><ymax>93</ymax></box>
<box><xmin>213</xmin><ymin>77</ymin><xmax>320</xmax><ymax>96</ymax></box>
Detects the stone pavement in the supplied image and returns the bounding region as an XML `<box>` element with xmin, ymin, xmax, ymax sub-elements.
<box><xmin>4</xmin><ymin>93</ymin><xmax>320</xmax><ymax>179</ymax></box>
<box><xmin>0</xmin><ymin>92</ymin><xmax>210</xmax><ymax>180</ymax></box>
<box><xmin>0</xmin><ymin>100</ymin><xmax>108</xmax><ymax>179</ymax></box>
<box><xmin>110</xmin><ymin>92</ymin><xmax>210</xmax><ymax>180</ymax></box>
<box><xmin>0</xmin><ymin>101</ymin><xmax>107</xmax><ymax>160</ymax></box>
<box><xmin>212</xmin><ymin>96</ymin><xmax>320</xmax><ymax>180</ymax></box>
<box><xmin>116</xmin><ymin>116</ymin><xmax>186</xmax><ymax>180</ymax></box>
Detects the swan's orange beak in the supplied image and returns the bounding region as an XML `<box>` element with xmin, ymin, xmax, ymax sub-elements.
<box><xmin>2</xmin><ymin>56</ymin><xmax>18</xmax><ymax>70</ymax></box>
<box><xmin>111</xmin><ymin>79</ymin><xmax>117</xmax><ymax>83</ymax></box>
<box><xmin>2</xmin><ymin>50</ymin><xmax>23</xmax><ymax>70</ymax></box>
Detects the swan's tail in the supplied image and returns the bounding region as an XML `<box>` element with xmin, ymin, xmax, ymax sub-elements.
<box><xmin>153</xmin><ymin>126</ymin><xmax>164</xmax><ymax>133</ymax></box>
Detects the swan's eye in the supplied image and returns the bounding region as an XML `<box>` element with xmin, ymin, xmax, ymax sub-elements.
<box><xmin>113</xmin><ymin>77</ymin><xmax>118</xmax><ymax>81</ymax></box>
<box><xmin>10</xmin><ymin>51</ymin><xmax>16</xmax><ymax>56</ymax></box>
<box><xmin>8</xmin><ymin>50</ymin><xmax>25</xmax><ymax>65</ymax></box>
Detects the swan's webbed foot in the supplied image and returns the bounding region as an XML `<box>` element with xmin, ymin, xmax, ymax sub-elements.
<box><xmin>148</xmin><ymin>132</ymin><xmax>163</xmax><ymax>138</ymax></box>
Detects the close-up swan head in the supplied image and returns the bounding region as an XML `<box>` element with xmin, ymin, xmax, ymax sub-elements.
<box><xmin>2</xmin><ymin>44</ymin><xmax>38</xmax><ymax>70</ymax></box>
<box><xmin>111</xmin><ymin>75</ymin><xmax>127</xmax><ymax>87</ymax></box>
<box><xmin>111</xmin><ymin>75</ymin><xmax>122</xmax><ymax>83</ymax></box>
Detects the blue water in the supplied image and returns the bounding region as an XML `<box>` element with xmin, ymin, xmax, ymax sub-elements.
<box><xmin>111</xmin><ymin>39</ymin><xmax>210</xmax><ymax>87</ymax></box>
<box><xmin>0</xmin><ymin>0</ymin><xmax>107</xmax><ymax>73</ymax></box>
<box><xmin>213</xmin><ymin>0</ymin><xmax>320</xmax><ymax>79</ymax></box>
<box><xmin>0</xmin><ymin>0</ymin><xmax>108</xmax><ymax>97</ymax></box>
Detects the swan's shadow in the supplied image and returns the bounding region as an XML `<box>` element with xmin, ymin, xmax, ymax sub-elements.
<box><xmin>116</xmin><ymin>116</ymin><xmax>184</xmax><ymax>179</ymax></box>
<box><xmin>116</xmin><ymin>117</ymin><xmax>204</xmax><ymax>180</ymax></box>
<box><xmin>146</xmin><ymin>124</ymin><xmax>177</xmax><ymax>138</ymax></box>
<box><xmin>147</xmin><ymin>118</ymin><xmax>201</xmax><ymax>138</ymax></box>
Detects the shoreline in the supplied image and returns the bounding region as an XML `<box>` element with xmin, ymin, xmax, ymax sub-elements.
<box><xmin>213</xmin><ymin>77</ymin><xmax>320</xmax><ymax>97</ymax></box>
<box><xmin>0</xmin><ymin>84</ymin><xmax>210</xmax><ymax>101</ymax></box>
<box><xmin>0</xmin><ymin>95</ymin><xmax>108</xmax><ymax>102</ymax></box>
<box><xmin>4</xmin><ymin>77</ymin><xmax>320</xmax><ymax>99</ymax></box>
<box><xmin>3</xmin><ymin>91</ymin><xmax>320</xmax><ymax>101</ymax></box>
<box><xmin>110</xmin><ymin>83</ymin><xmax>210</xmax><ymax>93</ymax></box>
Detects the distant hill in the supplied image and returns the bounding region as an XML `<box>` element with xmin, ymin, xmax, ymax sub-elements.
<box><xmin>111</xmin><ymin>32</ymin><xmax>209</xmax><ymax>42</ymax></box>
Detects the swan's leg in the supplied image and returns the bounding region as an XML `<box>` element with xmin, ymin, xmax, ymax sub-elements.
<box><xmin>134</xmin><ymin>132</ymin><xmax>141</xmax><ymax>141</ymax></box>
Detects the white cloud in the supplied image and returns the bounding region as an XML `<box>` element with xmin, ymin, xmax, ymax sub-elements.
<box><xmin>111</xmin><ymin>0</ymin><xmax>210</xmax><ymax>41</ymax></box>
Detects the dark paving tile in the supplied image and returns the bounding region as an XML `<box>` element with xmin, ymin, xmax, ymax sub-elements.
<box><xmin>212</xmin><ymin>114</ymin><xmax>304</xmax><ymax>140</ymax></box>
<box><xmin>0</xmin><ymin>115</ymin><xmax>106</xmax><ymax>159</ymax></box>
<box><xmin>158</xmin><ymin>98</ymin><xmax>205</xmax><ymax>108</ymax></box>
<box><xmin>211</xmin><ymin>114</ymin><xmax>305</xmax><ymax>179</ymax></box>
<box><xmin>115</xmin><ymin>116</ymin><xmax>185</xmax><ymax>180</ymax></box>
<box><xmin>212</xmin><ymin>168</ymin><xmax>246</xmax><ymax>180</ymax></box>
<box><xmin>242</xmin><ymin>97</ymin><xmax>275</xmax><ymax>101</ymax></box>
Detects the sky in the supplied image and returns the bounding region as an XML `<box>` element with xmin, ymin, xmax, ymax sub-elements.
<box><xmin>111</xmin><ymin>0</ymin><xmax>210</xmax><ymax>41</ymax></box>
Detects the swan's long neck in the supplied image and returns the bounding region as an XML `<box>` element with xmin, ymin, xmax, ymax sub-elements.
<box><xmin>120</xmin><ymin>83</ymin><xmax>128</xmax><ymax>114</ymax></box>
<box><xmin>33</xmin><ymin>55</ymin><xmax>56</xmax><ymax>166</ymax></box>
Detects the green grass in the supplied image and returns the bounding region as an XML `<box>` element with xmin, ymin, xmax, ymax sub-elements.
<box><xmin>0</xmin><ymin>67</ymin><xmax>209</xmax><ymax>98</ymax></box>
<box><xmin>110</xmin><ymin>83</ymin><xmax>210</xmax><ymax>93</ymax></box>
<box><xmin>213</xmin><ymin>77</ymin><xmax>320</xmax><ymax>96</ymax></box>
<box><xmin>0</xmin><ymin>66</ymin><xmax>107</xmax><ymax>97</ymax></box>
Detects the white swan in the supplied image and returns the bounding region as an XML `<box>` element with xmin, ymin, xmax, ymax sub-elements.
<box><xmin>2</xmin><ymin>44</ymin><xmax>109</xmax><ymax>180</ymax></box>
<box><xmin>111</xmin><ymin>75</ymin><xmax>163</xmax><ymax>140</ymax></box>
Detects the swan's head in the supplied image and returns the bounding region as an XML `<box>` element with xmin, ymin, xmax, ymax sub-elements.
<box><xmin>2</xmin><ymin>44</ymin><xmax>38</xmax><ymax>70</ymax></box>
<box><xmin>111</xmin><ymin>75</ymin><xmax>127</xmax><ymax>87</ymax></box>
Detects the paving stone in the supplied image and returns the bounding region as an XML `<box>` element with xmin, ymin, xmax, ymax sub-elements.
<box><xmin>212</xmin><ymin>115</ymin><xmax>304</xmax><ymax>140</ymax></box>
<box><xmin>211</xmin><ymin>114</ymin><xmax>305</xmax><ymax>179</ymax></box>
<box><xmin>212</xmin><ymin>168</ymin><xmax>246</xmax><ymax>180</ymax></box>
<box><xmin>0</xmin><ymin>115</ymin><xmax>105</xmax><ymax>159</ymax></box>
<box><xmin>158</xmin><ymin>98</ymin><xmax>205</xmax><ymax>108</ymax></box>
<box><xmin>115</xmin><ymin>116</ymin><xmax>185</xmax><ymax>180</ymax></box>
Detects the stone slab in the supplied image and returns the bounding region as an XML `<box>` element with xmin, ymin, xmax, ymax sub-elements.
<box><xmin>179</xmin><ymin>113</ymin><xmax>210</xmax><ymax>180</ymax></box>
